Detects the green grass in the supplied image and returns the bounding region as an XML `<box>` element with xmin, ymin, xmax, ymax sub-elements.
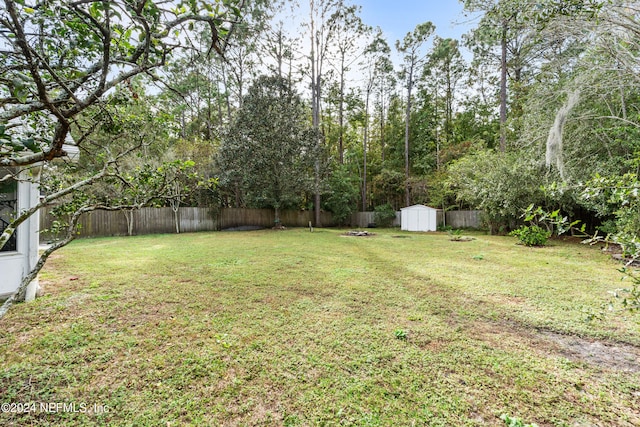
<box><xmin>1</xmin><ymin>229</ymin><xmax>639</xmax><ymax>426</ymax></box>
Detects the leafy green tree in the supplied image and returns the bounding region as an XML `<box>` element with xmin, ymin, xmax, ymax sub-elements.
<box><xmin>462</xmin><ymin>0</ymin><xmax>537</xmax><ymax>151</ymax></box>
<box><xmin>377</xmin><ymin>94</ymin><xmax>407</xmax><ymax>172</ymax></box>
<box><xmin>166</xmin><ymin>137</ymin><xmax>220</xmax><ymax>208</ymax></box>
<box><xmin>452</xmin><ymin>100</ymin><xmax>499</xmax><ymax>150</ymax></box>
<box><xmin>0</xmin><ymin>0</ymin><xmax>240</xmax><ymax>248</ymax></box>
<box><xmin>506</xmin><ymin>0</ymin><xmax>639</xmax><ymax>214</ymax></box>
<box><xmin>371</xmin><ymin>168</ymin><xmax>405</xmax><ymax>210</ymax></box>
<box><xmin>218</xmin><ymin>75</ymin><xmax>316</xmax><ymax>224</ymax></box>
<box><xmin>324</xmin><ymin>164</ymin><xmax>359</xmax><ymax>225</ymax></box>
<box><xmin>446</xmin><ymin>150</ymin><xmax>547</xmax><ymax>233</ymax></box>
<box><xmin>581</xmin><ymin>173</ymin><xmax>640</xmax><ymax>259</ymax></box>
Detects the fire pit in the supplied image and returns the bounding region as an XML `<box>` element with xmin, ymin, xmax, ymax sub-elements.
<box><xmin>343</xmin><ymin>230</ymin><xmax>376</xmax><ymax>237</ymax></box>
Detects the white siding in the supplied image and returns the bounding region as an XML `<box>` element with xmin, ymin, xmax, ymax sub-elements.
<box><xmin>0</xmin><ymin>169</ymin><xmax>40</xmax><ymax>300</ymax></box>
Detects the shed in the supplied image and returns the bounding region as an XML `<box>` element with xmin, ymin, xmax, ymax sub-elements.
<box><xmin>401</xmin><ymin>204</ymin><xmax>437</xmax><ymax>232</ymax></box>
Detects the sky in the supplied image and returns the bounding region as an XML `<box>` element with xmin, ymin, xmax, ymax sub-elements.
<box><xmin>357</xmin><ymin>0</ymin><xmax>475</xmax><ymax>45</ymax></box>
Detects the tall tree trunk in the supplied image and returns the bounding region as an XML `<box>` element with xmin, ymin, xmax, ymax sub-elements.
<box><xmin>404</xmin><ymin>64</ymin><xmax>414</xmax><ymax>207</ymax></box>
<box><xmin>310</xmin><ymin>0</ymin><xmax>322</xmax><ymax>227</ymax></box>
<box><xmin>274</xmin><ymin>205</ymin><xmax>281</xmax><ymax>226</ymax></box>
<box><xmin>222</xmin><ymin>65</ymin><xmax>232</xmax><ymax>123</ymax></box>
<box><xmin>206</xmin><ymin>65</ymin><xmax>213</xmax><ymax>141</ymax></box>
<box><xmin>380</xmin><ymin>95</ymin><xmax>385</xmax><ymax>163</ymax></box>
<box><xmin>180</xmin><ymin>110</ymin><xmax>186</xmax><ymax>139</ymax></box>
<box><xmin>499</xmin><ymin>24</ymin><xmax>508</xmax><ymax>152</ymax></box>
<box><xmin>434</xmin><ymin>84</ymin><xmax>440</xmax><ymax>171</ymax></box>
<box><xmin>216</xmin><ymin>81</ymin><xmax>224</xmax><ymax>128</ymax></box>
<box><xmin>339</xmin><ymin>54</ymin><xmax>345</xmax><ymax>164</ymax></box>
<box><xmin>363</xmin><ymin>87</ymin><xmax>370</xmax><ymax>211</ymax></box>
<box><xmin>445</xmin><ymin>62</ymin><xmax>453</xmax><ymax>145</ymax></box>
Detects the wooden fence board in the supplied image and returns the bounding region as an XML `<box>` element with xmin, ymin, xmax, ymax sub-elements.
<box><xmin>350</xmin><ymin>212</ymin><xmax>401</xmax><ymax>228</ymax></box>
<box><xmin>40</xmin><ymin>206</ymin><xmax>334</xmax><ymax>239</ymax></box>
<box><xmin>446</xmin><ymin>210</ymin><xmax>483</xmax><ymax>229</ymax></box>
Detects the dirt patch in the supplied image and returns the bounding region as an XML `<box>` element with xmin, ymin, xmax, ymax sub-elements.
<box><xmin>541</xmin><ymin>331</ymin><xmax>640</xmax><ymax>372</ymax></box>
<box><xmin>474</xmin><ymin>319</ymin><xmax>640</xmax><ymax>372</ymax></box>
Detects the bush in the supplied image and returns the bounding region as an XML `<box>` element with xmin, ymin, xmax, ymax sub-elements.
<box><xmin>509</xmin><ymin>204</ymin><xmax>583</xmax><ymax>247</ymax></box>
<box><xmin>446</xmin><ymin>150</ymin><xmax>547</xmax><ymax>233</ymax></box>
<box><xmin>324</xmin><ymin>165</ymin><xmax>360</xmax><ymax>225</ymax></box>
<box><xmin>510</xmin><ymin>225</ymin><xmax>551</xmax><ymax>246</ymax></box>
<box><xmin>374</xmin><ymin>204</ymin><xmax>397</xmax><ymax>227</ymax></box>
<box><xmin>581</xmin><ymin>173</ymin><xmax>640</xmax><ymax>258</ymax></box>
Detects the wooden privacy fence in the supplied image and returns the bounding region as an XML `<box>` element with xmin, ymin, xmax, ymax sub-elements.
<box><xmin>349</xmin><ymin>212</ymin><xmax>402</xmax><ymax>228</ymax></box>
<box><xmin>445</xmin><ymin>210</ymin><xmax>484</xmax><ymax>229</ymax></box>
<box><xmin>39</xmin><ymin>207</ymin><xmax>218</xmax><ymax>239</ymax></box>
<box><xmin>39</xmin><ymin>206</ymin><xmax>483</xmax><ymax>240</ymax></box>
<box><xmin>39</xmin><ymin>206</ymin><xmax>335</xmax><ymax>239</ymax></box>
<box><xmin>219</xmin><ymin>208</ymin><xmax>334</xmax><ymax>229</ymax></box>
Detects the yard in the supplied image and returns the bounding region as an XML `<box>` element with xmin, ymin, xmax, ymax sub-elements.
<box><xmin>1</xmin><ymin>229</ymin><xmax>639</xmax><ymax>426</ymax></box>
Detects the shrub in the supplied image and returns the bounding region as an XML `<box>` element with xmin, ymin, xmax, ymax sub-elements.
<box><xmin>374</xmin><ymin>204</ymin><xmax>397</xmax><ymax>227</ymax></box>
<box><xmin>324</xmin><ymin>165</ymin><xmax>360</xmax><ymax>225</ymax></box>
<box><xmin>581</xmin><ymin>173</ymin><xmax>640</xmax><ymax>258</ymax></box>
<box><xmin>446</xmin><ymin>150</ymin><xmax>547</xmax><ymax>233</ymax></box>
<box><xmin>510</xmin><ymin>225</ymin><xmax>551</xmax><ymax>246</ymax></box>
<box><xmin>510</xmin><ymin>205</ymin><xmax>583</xmax><ymax>247</ymax></box>
<box><xmin>448</xmin><ymin>229</ymin><xmax>464</xmax><ymax>240</ymax></box>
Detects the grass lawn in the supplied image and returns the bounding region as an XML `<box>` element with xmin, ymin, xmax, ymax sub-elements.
<box><xmin>1</xmin><ymin>228</ymin><xmax>639</xmax><ymax>426</ymax></box>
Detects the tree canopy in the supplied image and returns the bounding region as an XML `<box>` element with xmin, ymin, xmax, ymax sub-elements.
<box><xmin>218</xmin><ymin>75</ymin><xmax>316</xmax><ymax>224</ymax></box>
<box><xmin>0</xmin><ymin>0</ymin><xmax>241</xmax><ymax>166</ymax></box>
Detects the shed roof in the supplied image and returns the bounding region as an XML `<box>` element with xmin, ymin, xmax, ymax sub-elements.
<box><xmin>400</xmin><ymin>204</ymin><xmax>437</xmax><ymax>211</ymax></box>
